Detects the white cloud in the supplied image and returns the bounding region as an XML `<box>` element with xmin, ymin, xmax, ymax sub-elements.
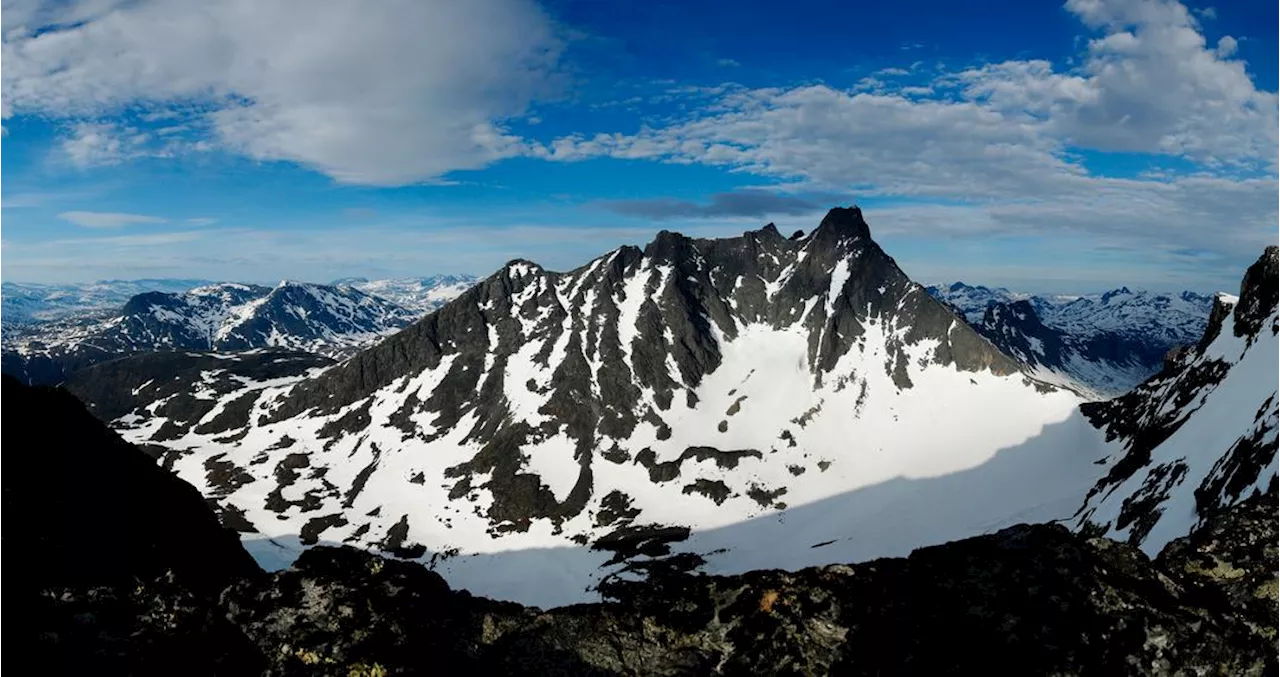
<box><xmin>58</xmin><ymin>210</ymin><xmax>169</xmax><ymax>228</ymax></box>
<box><xmin>958</xmin><ymin>0</ymin><xmax>1275</xmax><ymax>164</ymax></box>
<box><xmin>1214</xmin><ymin>35</ymin><xmax>1237</xmax><ymax>57</ymax></box>
<box><xmin>60</xmin><ymin>122</ymin><xmax>128</xmax><ymax>167</ymax></box>
<box><xmin>717</xmin><ymin>58</ymin><xmax>741</xmax><ymax>67</ymax></box>
<box><xmin>2</xmin><ymin>0</ymin><xmax>564</xmax><ymax>185</ymax></box>
<box><xmin>186</xmin><ymin>217</ymin><xmax>218</xmax><ymax>226</ymax></box>
<box><xmin>525</xmin><ymin>0</ymin><xmax>1275</xmax><ymax>265</ymax></box>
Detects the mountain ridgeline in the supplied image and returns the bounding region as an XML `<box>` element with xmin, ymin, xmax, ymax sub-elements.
<box><xmin>66</xmin><ymin>206</ymin><xmax>1107</xmax><ymax>608</ymax></box>
<box><xmin>1074</xmin><ymin>246</ymin><xmax>1279</xmax><ymax>551</ymax></box>
<box><xmin>271</xmin><ymin>207</ymin><xmax>1019</xmax><ymax>419</ymax></box>
<box><xmin>1</xmin><ymin>280</ymin><xmax>417</xmax><ymax>385</ymax></box>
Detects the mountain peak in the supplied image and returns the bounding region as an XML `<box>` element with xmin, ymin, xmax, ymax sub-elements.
<box><xmin>1233</xmin><ymin>245</ymin><xmax>1278</xmax><ymax>339</ymax></box>
<box><xmin>811</xmin><ymin>206</ymin><xmax>871</xmax><ymax>244</ymax></box>
<box><xmin>1100</xmin><ymin>286</ymin><xmax>1133</xmax><ymax>303</ymax></box>
<box><xmin>642</xmin><ymin>229</ymin><xmax>698</xmax><ymax>263</ymax></box>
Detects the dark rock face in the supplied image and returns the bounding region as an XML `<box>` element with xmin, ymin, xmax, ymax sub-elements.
<box><xmin>62</xmin><ymin>349</ymin><xmax>333</xmax><ymax>423</ymax></box>
<box><xmin>26</xmin><ymin>510</ymin><xmax>1278</xmax><ymax>676</ymax></box>
<box><xmin>273</xmin><ymin>208</ymin><xmax>1016</xmax><ymax>420</ymax></box>
<box><xmin>1</xmin><ymin>376</ymin><xmax>261</xmax><ymax>593</ymax></box>
<box><xmin>971</xmin><ymin>299</ymin><xmax>1172</xmax><ymax>397</ymax></box>
<box><xmin>4</xmin><ymin>376</ymin><xmax>265</xmax><ymax>674</ymax></box>
<box><xmin>1156</xmin><ymin>487</ymin><xmax>1278</xmax><ymax>648</ymax></box>
<box><xmin>975</xmin><ymin>300</ymin><xmax>1068</xmax><ymax>366</ymax></box>
<box><xmin>928</xmin><ymin>282</ymin><xmax>1215</xmax><ymax>397</ymax></box>
<box><xmin>1234</xmin><ymin>245</ymin><xmax>1278</xmax><ymax>340</ymax></box>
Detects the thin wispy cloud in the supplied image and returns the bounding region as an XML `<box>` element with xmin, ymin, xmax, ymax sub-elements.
<box><xmin>58</xmin><ymin>211</ymin><xmax>169</xmax><ymax>228</ymax></box>
<box><xmin>600</xmin><ymin>190</ymin><xmax>823</xmax><ymax>220</ymax></box>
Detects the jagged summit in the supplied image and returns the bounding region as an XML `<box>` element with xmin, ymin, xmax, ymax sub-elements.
<box><xmin>810</xmin><ymin>205</ymin><xmax>872</xmax><ymax>243</ymax></box>
<box><xmin>1234</xmin><ymin>245</ymin><xmax>1278</xmax><ymax>339</ymax></box>
<box><xmin>1101</xmin><ymin>286</ymin><xmax>1133</xmax><ymax>302</ymax></box>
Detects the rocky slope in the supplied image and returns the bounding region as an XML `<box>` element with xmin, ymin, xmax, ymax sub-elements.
<box><xmin>927</xmin><ymin>282</ymin><xmax>1214</xmax><ymax>396</ymax></box>
<box><xmin>74</xmin><ymin>207</ymin><xmax>1118</xmax><ymax>606</ymax></box>
<box><xmin>11</xmin><ymin>376</ymin><xmax>1276</xmax><ymax>675</ymax></box>
<box><xmin>2</xmin><ymin>281</ymin><xmax>412</xmax><ymax>384</ymax></box>
<box><xmin>1074</xmin><ymin>246</ymin><xmax>1278</xmax><ymax>554</ymax></box>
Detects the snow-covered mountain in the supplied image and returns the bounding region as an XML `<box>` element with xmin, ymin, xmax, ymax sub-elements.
<box><xmin>333</xmin><ymin>275</ymin><xmax>478</xmax><ymax>315</ymax></box>
<box><xmin>1</xmin><ymin>278</ymin><xmax>213</xmax><ymax>329</ymax></box>
<box><xmin>61</xmin><ymin>211</ymin><xmax>1275</xmax><ymax>609</ymax></box>
<box><xmin>923</xmin><ymin>282</ymin><xmax>1031</xmax><ymax>321</ymax></box>
<box><xmin>970</xmin><ymin>300</ymin><xmax>1171</xmax><ymax>398</ymax></box>
<box><xmin>1074</xmin><ymin>246</ymin><xmax>1278</xmax><ymax>554</ymax></box>
<box><xmin>927</xmin><ymin>282</ymin><xmax>1214</xmax><ymax>397</ymax></box>
<box><xmin>2</xmin><ymin>281</ymin><xmax>414</xmax><ymax>384</ymax></box>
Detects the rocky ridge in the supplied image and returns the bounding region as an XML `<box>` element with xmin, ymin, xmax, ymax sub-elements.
<box><xmin>1075</xmin><ymin>246</ymin><xmax>1279</xmax><ymax>553</ymax></box>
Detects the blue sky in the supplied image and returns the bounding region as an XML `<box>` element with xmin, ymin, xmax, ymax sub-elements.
<box><xmin>1</xmin><ymin>0</ymin><xmax>1276</xmax><ymax>293</ymax></box>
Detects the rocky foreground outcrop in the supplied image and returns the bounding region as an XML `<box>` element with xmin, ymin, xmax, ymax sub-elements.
<box><xmin>6</xmin><ymin>377</ymin><xmax>1277</xmax><ymax>676</ymax></box>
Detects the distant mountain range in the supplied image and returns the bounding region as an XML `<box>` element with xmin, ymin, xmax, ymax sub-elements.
<box><xmin>1</xmin><ymin>276</ymin><xmax>478</xmax><ymax>384</ymax></box>
<box><xmin>332</xmin><ymin>275</ymin><xmax>479</xmax><ymax>314</ymax></box>
<box><xmin>926</xmin><ymin>282</ymin><xmax>1215</xmax><ymax>397</ymax></box>
<box><xmin>1</xmin><ymin>278</ymin><xmax>214</xmax><ymax>329</ymax></box>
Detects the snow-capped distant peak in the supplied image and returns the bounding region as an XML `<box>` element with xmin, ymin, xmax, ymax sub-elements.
<box><xmin>336</xmin><ymin>274</ymin><xmax>479</xmax><ymax>315</ymax></box>
<box><xmin>928</xmin><ymin>281</ymin><xmax>1217</xmax><ymax>397</ymax></box>
<box><xmin>2</xmin><ymin>279</ymin><xmax>420</xmax><ymax>383</ymax></box>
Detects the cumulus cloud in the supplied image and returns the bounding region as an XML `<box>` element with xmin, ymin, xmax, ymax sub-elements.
<box><xmin>60</xmin><ymin>122</ymin><xmax>130</xmax><ymax>167</ymax></box>
<box><xmin>957</xmin><ymin>0</ymin><xmax>1275</xmax><ymax>164</ymax></box>
<box><xmin>1214</xmin><ymin>35</ymin><xmax>1237</xmax><ymax>57</ymax></box>
<box><xmin>600</xmin><ymin>190</ymin><xmax>823</xmax><ymax>220</ymax></box>
<box><xmin>528</xmin><ymin>0</ymin><xmax>1275</xmax><ymax>262</ymax></box>
<box><xmin>58</xmin><ymin>211</ymin><xmax>169</xmax><ymax>228</ymax></box>
<box><xmin>2</xmin><ymin>0</ymin><xmax>564</xmax><ymax>185</ymax></box>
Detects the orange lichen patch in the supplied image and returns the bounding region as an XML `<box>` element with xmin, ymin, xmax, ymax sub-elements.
<box><xmin>759</xmin><ymin>589</ymin><xmax>781</xmax><ymax>613</ymax></box>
